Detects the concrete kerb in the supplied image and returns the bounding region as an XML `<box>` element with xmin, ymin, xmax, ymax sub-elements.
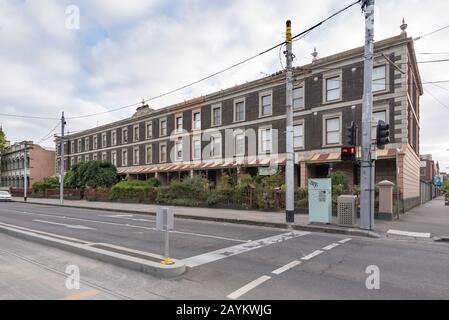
<box><xmin>0</xmin><ymin>222</ymin><xmax>186</xmax><ymax>278</ymax></box>
<box><xmin>11</xmin><ymin>200</ymin><xmax>381</xmax><ymax>239</ymax></box>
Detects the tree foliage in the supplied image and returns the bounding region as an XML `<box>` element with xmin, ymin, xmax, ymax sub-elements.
<box><xmin>0</xmin><ymin>127</ymin><xmax>6</xmax><ymax>152</ymax></box>
<box><xmin>65</xmin><ymin>161</ymin><xmax>118</xmax><ymax>189</ymax></box>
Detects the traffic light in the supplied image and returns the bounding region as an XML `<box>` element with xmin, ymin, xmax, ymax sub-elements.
<box><xmin>376</xmin><ymin>120</ymin><xmax>390</xmax><ymax>150</ymax></box>
<box><xmin>346</xmin><ymin>121</ymin><xmax>357</xmax><ymax>146</ymax></box>
<box><xmin>341</xmin><ymin>146</ymin><xmax>357</xmax><ymax>162</ymax></box>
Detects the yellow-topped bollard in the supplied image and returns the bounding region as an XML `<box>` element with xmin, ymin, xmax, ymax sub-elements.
<box><xmin>161</xmin><ymin>257</ymin><xmax>174</xmax><ymax>265</ymax></box>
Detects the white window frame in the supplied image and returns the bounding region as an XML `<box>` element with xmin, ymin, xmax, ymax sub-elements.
<box><xmin>192</xmin><ymin>135</ymin><xmax>202</xmax><ymax>160</ymax></box>
<box><xmin>159</xmin><ymin>142</ymin><xmax>167</xmax><ymax>163</ymax></box>
<box><xmin>293</xmin><ymin>86</ymin><xmax>305</xmax><ymax>110</ymax></box>
<box><xmin>101</xmin><ymin>152</ymin><xmax>107</xmax><ymax>161</ymax></box>
<box><xmin>210</xmin><ymin>133</ymin><xmax>222</xmax><ymax>159</ymax></box>
<box><xmin>175</xmin><ymin>114</ymin><xmax>183</xmax><ymax>133</ymax></box>
<box><xmin>258</xmin><ymin>126</ymin><xmax>273</xmax><ymax>154</ymax></box>
<box><xmin>323</xmin><ymin>70</ymin><xmax>342</xmax><ymax>103</ymax></box>
<box><xmin>71</xmin><ymin>141</ymin><xmax>75</xmax><ymax>154</ymax></box>
<box><xmin>84</xmin><ymin>154</ymin><xmax>89</xmax><ymax>162</ymax></box>
<box><xmin>111</xmin><ymin>130</ymin><xmax>117</xmax><ymax>146</ymax></box>
<box><xmin>77</xmin><ymin>156</ymin><xmax>82</xmax><ymax>163</ymax></box>
<box><xmin>122</xmin><ymin>149</ymin><xmax>128</xmax><ymax>167</ymax></box>
<box><xmin>192</xmin><ymin>109</ymin><xmax>201</xmax><ymax>131</ymax></box>
<box><xmin>145</xmin><ymin>145</ymin><xmax>153</xmax><ymax>164</ymax></box>
<box><xmin>159</xmin><ymin>118</ymin><xmax>167</xmax><ymax>137</ymax></box>
<box><xmin>133</xmin><ymin>125</ymin><xmax>140</xmax><ymax>142</ymax></box>
<box><xmin>85</xmin><ymin>137</ymin><xmax>90</xmax><ymax>151</ymax></box>
<box><xmin>122</xmin><ymin>128</ymin><xmax>128</xmax><ymax>144</ymax></box>
<box><xmin>93</xmin><ymin>135</ymin><xmax>98</xmax><ymax>150</ymax></box>
<box><xmin>175</xmin><ymin>139</ymin><xmax>183</xmax><ymax>162</ymax></box>
<box><xmin>293</xmin><ymin>119</ymin><xmax>305</xmax><ymax>150</ymax></box>
<box><xmin>77</xmin><ymin>140</ymin><xmax>82</xmax><ymax>153</ymax></box>
<box><xmin>322</xmin><ymin>113</ymin><xmax>342</xmax><ymax>147</ymax></box>
<box><xmin>373</xmin><ymin>64</ymin><xmax>389</xmax><ymax>94</ymax></box>
<box><xmin>92</xmin><ymin>153</ymin><xmax>98</xmax><ymax>161</ymax></box>
<box><xmin>259</xmin><ymin>90</ymin><xmax>273</xmax><ymax>117</ymax></box>
<box><xmin>133</xmin><ymin>147</ymin><xmax>140</xmax><ymax>165</ymax></box>
<box><xmin>70</xmin><ymin>158</ymin><xmax>75</xmax><ymax>167</ymax></box>
<box><xmin>111</xmin><ymin>151</ymin><xmax>117</xmax><ymax>166</ymax></box>
<box><xmin>372</xmin><ymin>106</ymin><xmax>389</xmax><ymax>140</ymax></box>
<box><xmin>102</xmin><ymin>132</ymin><xmax>107</xmax><ymax>148</ymax></box>
<box><xmin>233</xmin><ymin>98</ymin><xmax>246</xmax><ymax>122</ymax></box>
<box><xmin>146</xmin><ymin>121</ymin><xmax>153</xmax><ymax>139</ymax></box>
<box><xmin>211</xmin><ymin>104</ymin><xmax>222</xmax><ymax>127</ymax></box>
<box><xmin>234</xmin><ymin>130</ymin><xmax>245</xmax><ymax>157</ymax></box>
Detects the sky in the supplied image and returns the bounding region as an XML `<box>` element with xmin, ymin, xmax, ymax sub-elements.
<box><xmin>1</xmin><ymin>0</ymin><xmax>449</xmax><ymax>171</ymax></box>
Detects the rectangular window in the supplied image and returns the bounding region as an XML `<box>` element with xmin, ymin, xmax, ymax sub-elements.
<box><xmin>160</xmin><ymin>143</ymin><xmax>167</xmax><ymax>163</ymax></box>
<box><xmin>294</xmin><ymin>123</ymin><xmax>304</xmax><ymax>149</ymax></box>
<box><xmin>160</xmin><ymin>119</ymin><xmax>167</xmax><ymax>136</ymax></box>
<box><xmin>133</xmin><ymin>147</ymin><xmax>139</xmax><ymax>165</ymax></box>
<box><xmin>192</xmin><ymin>137</ymin><xmax>201</xmax><ymax>160</ymax></box>
<box><xmin>122</xmin><ymin>128</ymin><xmax>128</xmax><ymax>144</ymax></box>
<box><xmin>102</xmin><ymin>152</ymin><xmax>107</xmax><ymax>161</ymax></box>
<box><xmin>193</xmin><ymin>111</ymin><xmax>201</xmax><ymax>130</ymax></box>
<box><xmin>260</xmin><ymin>94</ymin><xmax>272</xmax><ymax>117</ymax></box>
<box><xmin>93</xmin><ymin>136</ymin><xmax>98</xmax><ymax>150</ymax></box>
<box><xmin>326</xmin><ymin>76</ymin><xmax>341</xmax><ymax>101</ymax></box>
<box><xmin>122</xmin><ymin>149</ymin><xmax>128</xmax><ymax>166</ymax></box>
<box><xmin>234</xmin><ymin>100</ymin><xmax>245</xmax><ymax>122</ymax></box>
<box><xmin>111</xmin><ymin>151</ymin><xmax>117</xmax><ymax>166</ymax></box>
<box><xmin>293</xmin><ymin>87</ymin><xmax>304</xmax><ymax>109</ymax></box>
<box><xmin>112</xmin><ymin>131</ymin><xmax>117</xmax><ymax>146</ymax></box>
<box><xmin>92</xmin><ymin>153</ymin><xmax>98</xmax><ymax>161</ymax></box>
<box><xmin>134</xmin><ymin>125</ymin><xmax>140</xmax><ymax>142</ymax></box>
<box><xmin>211</xmin><ymin>135</ymin><xmax>222</xmax><ymax>158</ymax></box>
<box><xmin>70</xmin><ymin>158</ymin><xmax>75</xmax><ymax>167</ymax></box>
<box><xmin>325</xmin><ymin>117</ymin><xmax>341</xmax><ymax>145</ymax></box>
<box><xmin>77</xmin><ymin>156</ymin><xmax>82</xmax><ymax>163</ymax></box>
<box><xmin>71</xmin><ymin>141</ymin><xmax>75</xmax><ymax>154</ymax></box>
<box><xmin>212</xmin><ymin>105</ymin><xmax>222</xmax><ymax>126</ymax></box>
<box><xmin>102</xmin><ymin>132</ymin><xmax>107</xmax><ymax>148</ymax></box>
<box><xmin>78</xmin><ymin>140</ymin><xmax>82</xmax><ymax>153</ymax></box>
<box><xmin>176</xmin><ymin>115</ymin><xmax>183</xmax><ymax>133</ymax></box>
<box><xmin>146</xmin><ymin>122</ymin><xmax>153</xmax><ymax>139</ymax></box>
<box><xmin>145</xmin><ymin>145</ymin><xmax>153</xmax><ymax>164</ymax></box>
<box><xmin>85</xmin><ymin>137</ymin><xmax>90</xmax><ymax>151</ymax></box>
<box><xmin>234</xmin><ymin>132</ymin><xmax>245</xmax><ymax>156</ymax></box>
<box><xmin>85</xmin><ymin>154</ymin><xmax>89</xmax><ymax>162</ymax></box>
<box><xmin>175</xmin><ymin>140</ymin><xmax>183</xmax><ymax>161</ymax></box>
<box><xmin>260</xmin><ymin>128</ymin><xmax>272</xmax><ymax>153</ymax></box>
<box><xmin>372</xmin><ymin>110</ymin><xmax>387</xmax><ymax>139</ymax></box>
<box><xmin>373</xmin><ymin>65</ymin><xmax>387</xmax><ymax>92</ymax></box>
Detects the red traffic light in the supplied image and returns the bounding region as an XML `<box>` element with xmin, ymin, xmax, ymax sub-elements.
<box><xmin>341</xmin><ymin>147</ymin><xmax>356</xmax><ymax>161</ymax></box>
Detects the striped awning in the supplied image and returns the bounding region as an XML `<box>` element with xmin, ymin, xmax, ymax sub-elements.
<box><xmin>305</xmin><ymin>148</ymin><xmax>397</xmax><ymax>164</ymax></box>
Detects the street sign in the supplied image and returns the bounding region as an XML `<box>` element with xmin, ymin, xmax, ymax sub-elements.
<box><xmin>156</xmin><ymin>206</ymin><xmax>174</xmax><ymax>231</ymax></box>
<box><xmin>434</xmin><ymin>175</ymin><xmax>443</xmax><ymax>188</ymax></box>
<box><xmin>308</xmin><ymin>178</ymin><xmax>332</xmax><ymax>224</ymax></box>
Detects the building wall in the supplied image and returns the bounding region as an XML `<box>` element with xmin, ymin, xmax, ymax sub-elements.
<box><xmin>29</xmin><ymin>146</ymin><xmax>56</xmax><ymax>186</ymax></box>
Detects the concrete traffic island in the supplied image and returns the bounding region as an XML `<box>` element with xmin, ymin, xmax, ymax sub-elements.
<box><xmin>0</xmin><ymin>222</ymin><xmax>186</xmax><ymax>278</ymax></box>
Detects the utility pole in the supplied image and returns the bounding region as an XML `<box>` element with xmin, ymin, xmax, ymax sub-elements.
<box><xmin>360</xmin><ymin>0</ymin><xmax>375</xmax><ymax>230</ymax></box>
<box><xmin>285</xmin><ymin>20</ymin><xmax>295</xmax><ymax>223</ymax></box>
<box><xmin>23</xmin><ymin>142</ymin><xmax>27</xmax><ymax>202</ymax></box>
<box><xmin>60</xmin><ymin>112</ymin><xmax>65</xmax><ymax>205</ymax></box>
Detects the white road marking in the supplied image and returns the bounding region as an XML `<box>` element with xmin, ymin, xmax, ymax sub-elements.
<box><xmin>322</xmin><ymin>243</ymin><xmax>340</xmax><ymax>251</ymax></box>
<box><xmin>1</xmin><ymin>207</ymin><xmax>248</xmax><ymax>243</ymax></box>
<box><xmin>33</xmin><ymin>219</ymin><xmax>97</xmax><ymax>230</ymax></box>
<box><xmin>99</xmin><ymin>214</ymin><xmax>133</xmax><ymax>218</ymax></box>
<box><xmin>271</xmin><ymin>260</ymin><xmax>302</xmax><ymax>275</ymax></box>
<box><xmin>339</xmin><ymin>238</ymin><xmax>352</xmax><ymax>244</ymax></box>
<box><xmin>184</xmin><ymin>231</ymin><xmax>310</xmax><ymax>267</ymax></box>
<box><xmin>99</xmin><ymin>215</ymin><xmax>155</xmax><ymax>222</ymax></box>
<box><xmin>301</xmin><ymin>250</ymin><xmax>323</xmax><ymax>261</ymax></box>
<box><xmin>387</xmin><ymin>229</ymin><xmax>431</xmax><ymax>239</ymax></box>
<box><xmin>227</xmin><ymin>276</ymin><xmax>271</xmax><ymax>300</ymax></box>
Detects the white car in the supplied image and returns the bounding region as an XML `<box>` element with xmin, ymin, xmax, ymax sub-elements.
<box><xmin>0</xmin><ymin>191</ymin><xmax>12</xmax><ymax>202</ymax></box>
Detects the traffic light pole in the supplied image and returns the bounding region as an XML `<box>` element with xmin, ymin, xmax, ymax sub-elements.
<box><xmin>360</xmin><ymin>0</ymin><xmax>375</xmax><ymax>230</ymax></box>
<box><xmin>285</xmin><ymin>20</ymin><xmax>295</xmax><ymax>224</ymax></box>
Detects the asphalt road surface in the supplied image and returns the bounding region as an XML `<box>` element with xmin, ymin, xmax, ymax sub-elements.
<box><xmin>0</xmin><ymin>201</ymin><xmax>448</xmax><ymax>300</ymax></box>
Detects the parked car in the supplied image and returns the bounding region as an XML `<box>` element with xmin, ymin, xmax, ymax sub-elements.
<box><xmin>0</xmin><ymin>191</ymin><xmax>12</xmax><ymax>202</ymax></box>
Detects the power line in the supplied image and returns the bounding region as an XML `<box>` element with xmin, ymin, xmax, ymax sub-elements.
<box><xmin>0</xmin><ymin>113</ymin><xmax>59</xmax><ymax>120</ymax></box>
<box><xmin>414</xmin><ymin>24</ymin><xmax>449</xmax><ymax>41</ymax></box>
<box><xmin>36</xmin><ymin>122</ymin><xmax>60</xmax><ymax>144</ymax></box>
<box><xmin>424</xmin><ymin>89</ymin><xmax>449</xmax><ymax>112</ymax></box>
<box><xmin>418</xmin><ymin>58</ymin><xmax>449</xmax><ymax>64</ymax></box>
<box><xmin>66</xmin><ymin>0</ymin><xmax>362</xmax><ymax>120</ymax></box>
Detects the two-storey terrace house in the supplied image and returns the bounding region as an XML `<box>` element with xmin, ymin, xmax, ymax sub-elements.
<box><xmin>57</xmin><ymin>30</ymin><xmax>422</xmax><ymax>210</ymax></box>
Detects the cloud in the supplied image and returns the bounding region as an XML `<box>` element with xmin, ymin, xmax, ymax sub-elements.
<box><xmin>1</xmin><ymin>0</ymin><xmax>449</xmax><ymax>170</ymax></box>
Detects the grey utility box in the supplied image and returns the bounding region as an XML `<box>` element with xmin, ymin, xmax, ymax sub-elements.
<box><xmin>337</xmin><ymin>195</ymin><xmax>358</xmax><ymax>227</ymax></box>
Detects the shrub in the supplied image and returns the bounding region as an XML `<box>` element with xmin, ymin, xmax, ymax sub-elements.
<box><xmin>156</xmin><ymin>175</ymin><xmax>209</xmax><ymax>205</ymax></box>
<box><xmin>329</xmin><ymin>171</ymin><xmax>349</xmax><ymax>191</ymax></box>
<box><xmin>110</xmin><ymin>179</ymin><xmax>159</xmax><ymax>203</ymax></box>
<box><xmin>33</xmin><ymin>177</ymin><xmax>60</xmax><ymax>193</ymax></box>
<box><xmin>65</xmin><ymin>161</ymin><xmax>118</xmax><ymax>189</ymax></box>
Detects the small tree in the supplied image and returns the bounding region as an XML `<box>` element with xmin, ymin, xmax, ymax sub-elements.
<box><xmin>0</xmin><ymin>127</ymin><xmax>6</xmax><ymax>153</ymax></box>
<box><xmin>65</xmin><ymin>161</ymin><xmax>118</xmax><ymax>189</ymax></box>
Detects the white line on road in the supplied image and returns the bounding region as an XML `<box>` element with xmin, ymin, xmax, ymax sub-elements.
<box><xmin>184</xmin><ymin>231</ymin><xmax>310</xmax><ymax>267</ymax></box>
<box><xmin>33</xmin><ymin>219</ymin><xmax>97</xmax><ymax>230</ymax></box>
<box><xmin>338</xmin><ymin>238</ymin><xmax>352</xmax><ymax>244</ymax></box>
<box><xmin>271</xmin><ymin>260</ymin><xmax>302</xmax><ymax>275</ymax></box>
<box><xmin>301</xmin><ymin>250</ymin><xmax>323</xmax><ymax>261</ymax></box>
<box><xmin>387</xmin><ymin>229</ymin><xmax>431</xmax><ymax>239</ymax></box>
<box><xmin>227</xmin><ymin>276</ymin><xmax>271</xmax><ymax>300</ymax></box>
<box><xmin>322</xmin><ymin>243</ymin><xmax>340</xmax><ymax>251</ymax></box>
<box><xmin>99</xmin><ymin>214</ymin><xmax>133</xmax><ymax>218</ymax></box>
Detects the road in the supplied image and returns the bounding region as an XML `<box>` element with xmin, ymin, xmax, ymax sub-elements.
<box><xmin>0</xmin><ymin>201</ymin><xmax>449</xmax><ymax>300</ymax></box>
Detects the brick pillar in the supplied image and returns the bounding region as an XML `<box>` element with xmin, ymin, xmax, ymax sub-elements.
<box><xmin>299</xmin><ymin>161</ymin><xmax>308</xmax><ymax>188</ymax></box>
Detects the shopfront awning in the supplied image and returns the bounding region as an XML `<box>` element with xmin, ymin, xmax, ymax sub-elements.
<box><xmin>304</xmin><ymin>148</ymin><xmax>398</xmax><ymax>164</ymax></box>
